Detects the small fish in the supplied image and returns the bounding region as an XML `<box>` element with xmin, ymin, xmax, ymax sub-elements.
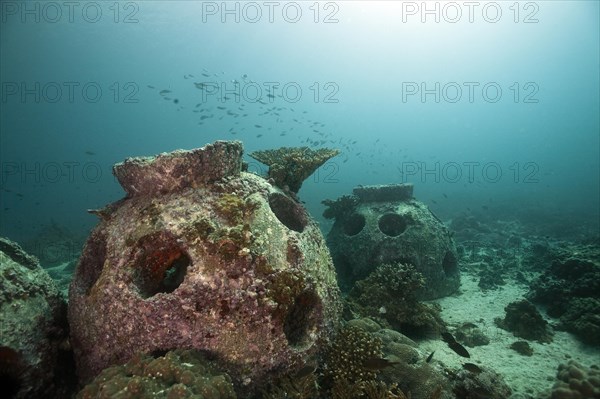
<box><xmin>255</xmin><ymin>124</ymin><xmax>262</xmax><ymax>128</ymax></box>
<box><xmin>442</xmin><ymin>332</ymin><xmax>455</xmax><ymax>343</ymax></box>
<box><xmin>84</xmin><ymin>150</ymin><xmax>96</xmax><ymax>156</ymax></box>
<box><xmin>256</xmin><ymin>134</ymin><xmax>263</xmax><ymax>138</ymax></box>
<box><xmin>295</xmin><ymin>364</ymin><xmax>316</xmax><ymax>379</ymax></box>
<box><xmin>173</xmin><ymin>99</ymin><xmax>179</xmax><ymax>104</ymax></box>
<box><xmin>443</xmin><ymin>193</ymin><xmax>448</xmax><ymax>198</ymax></box>
<box><xmin>463</xmin><ymin>363</ymin><xmax>482</xmax><ymax>374</ymax></box>
<box><xmin>159</xmin><ymin>89</ymin><xmax>171</xmax><ymax>95</ymax></box>
<box><xmin>147</xmin><ymin>85</ymin><xmax>155</xmax><ymax>89</ymax></box>
<box><xmin>363</xmin><ymin>357</ymin><xmax>400</xmax><ymax>370</ymax></box>
<box><xmin>426</xmin><ymin>351</ymin><xmax>435</xmax><ymax>363</ymax></box>
<box><xmin>448</xmin><ymin>341</ymin><xmax>470</xmax><ymax>358</ymax></box>
<box><xmin>201</xmin><ymin>73</ymin><xmax>211</xmax><ymax>77</ymax></box>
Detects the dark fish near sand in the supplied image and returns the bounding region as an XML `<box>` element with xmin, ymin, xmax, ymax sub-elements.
<box><xmin>449</xmin><ymin>341</ymin><xmax>470</xmax><ymax>358</ymax></box>
<box><xmin>463</xmin><ymin>363</ymin><xmax>482</xmax><ymax>374</ymax></box>
<box><xmin>441</xmin><ymin>332</ymin><xmax>456</xmax><ymax>344</ymax></box>
<box><xmin>363</xmin><ymin>357</ymin><xmax>400</xmax><ymax>370</ymax></box>
<box><xmin>426</xmin><ymin>351</ymin><xmax>435</xmax><ymax>363</ymax></box>
<box><xmin>442</xmin><ymin>332</ymin><xmax>470</xmax><ymax>358</ymax></box>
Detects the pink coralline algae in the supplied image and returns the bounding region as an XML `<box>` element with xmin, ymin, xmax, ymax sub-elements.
<box><xmin>68</xmin><ymin>141</ymin><xmax>341</xmax><ymax>395</ymax></box>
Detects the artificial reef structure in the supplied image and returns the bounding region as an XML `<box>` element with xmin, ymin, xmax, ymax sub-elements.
<box><xmin>0</xmin><ymin>237</ymin><xmax>76</xmax><ymax>399</ymax></box>
<box><xmin>324</xmin><ymin>184</ymin><xmax>460</xmax><ymax>300</ymax></box>
<box><xmin>68</xmin><ymin>141</ymin><xmax>342</xmax><ymax>395</ymax></box>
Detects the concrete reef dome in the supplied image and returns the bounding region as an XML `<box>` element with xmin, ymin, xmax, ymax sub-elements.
<box><xmin>324</xmin><ymin>183</ymin><xmax>460</xmax><ymax>299</ymax></box>
<box><xmin>68</xmin><ymin>141</ymin><xmax>341</xmax><ymax>395</ymax></box>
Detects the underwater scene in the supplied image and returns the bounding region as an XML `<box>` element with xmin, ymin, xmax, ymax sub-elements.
<box><xmin>0</xmin><ymin>1</ymin><xmax>599</xmax><ymax>398</ymax></box>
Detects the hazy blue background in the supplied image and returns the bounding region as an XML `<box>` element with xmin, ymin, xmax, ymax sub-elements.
<box><xmin>1</xmin><ymin>1</ymin><xmax>598</xmax><ymax>245</ymax></box>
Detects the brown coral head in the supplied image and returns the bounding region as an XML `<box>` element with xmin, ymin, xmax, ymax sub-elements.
<box><xmin>249</xmin><ymin>146</ymin><xmax>340</xmax><ymax>193</ymax></box>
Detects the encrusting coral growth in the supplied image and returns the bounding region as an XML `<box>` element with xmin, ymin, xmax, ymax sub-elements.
<box><xmin>68</xmin><ymin>141</ymin><xmax>342</xmax><ymax>396</ymax></box>
<box><xmin>323</xmin><ymin>325</ymin><xmax>383</xmax><ymax>386</ymax></box>
<box><xmin>0</xmin><ymin>237</ymin><xmax>76</xmax><ymax>399</ymax></box>
<box><xmin>249</xmin><ymin>146</ymin><xmax>340</xmax><ymax>193</ymax></box>
<box><xmin>321</xmin><ymin>324</ymin><xmax>413</xmax><ymax>398</ymax></box>
<box><xmin>549</xmin><ymin>360</ymin><xmax>600</xmax><ymax>399</ymax></box>
<box><xmin>494</xmin><ymin>299</ymin><xmax>553</xmax><ymax>343</ymax></box>
<box><xmin>77</xmin><ymin>349</ymin><xmax>236</xmax><ymax>399</ymax></box>
<box><xmin>322</xmin><ymin>195</ymin><xmax>359</xmax><ymax>221</ymax></box>
<box><xmin>347</xmin><ymin>263</ymin><xmax>446</xmax><ymax>338</ymax></box>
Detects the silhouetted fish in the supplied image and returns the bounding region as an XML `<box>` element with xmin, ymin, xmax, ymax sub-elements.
<box><xmin>463</xmin><ymin>363</ymin><xmax>482</xmax><ymax>374</ymax></box>
<box><xmin>441</xmin><ymin>332</ymin><xmax>456</xmax><ymax>344</ymax></box>
<box><xmin>363</xmin><ymin>357</ymin><xmax>399</xmax><ymax>370</ymax></box>
<box><xmin>426</xmin><ymin>351</ymin><xmax>435</xmax><ymax>363</ymax></box>
<box><xmin>441</xmin><ymin>332</ymin><xmax>470</xmax><ymax>357</ymax></box>
<box><xmin>449</xmin><ymin>341</ymin><xmax>470</xmax><ymax>358</ymax></box>
<box><xmin>295</xmin><ymin>364</ymin><xmax>316</xmax><ymax>378</ymax></box>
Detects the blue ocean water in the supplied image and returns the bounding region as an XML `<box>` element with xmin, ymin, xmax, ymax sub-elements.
<box><xmin>0</xmin><ymin>1</ymin><xmax>598</xmax><ymax>243</ymax></box>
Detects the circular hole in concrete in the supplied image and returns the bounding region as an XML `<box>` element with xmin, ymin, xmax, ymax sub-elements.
<box><xmin>268</xmin><ymin>192</ymin><xmax>307</xmax><ymax>233</ymax></box>
<box><xmin>442</xmin><ymin>251</ymin><xmax>458</xmax><ymax>275</ymax></box>
<box><xmin>133</xmin><ymin>233</ymin><xmax>191</xmax><ymax>298</ymax></box>
<box><xmin>283</xmin><ymin>290</ymin><xmax>320</xmax><ymax>348</ymax></box>
<box><xmin>343</xmin><ymin>213</ymin><xmax>366</xmax><ymax>236</ymax></box>
<box><xmin>378</xmin><ymin>213</ymin><xmax>407</xmax><ymax>237</ymax></box>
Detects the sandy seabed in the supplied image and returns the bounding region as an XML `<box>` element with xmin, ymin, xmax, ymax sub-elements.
<box><xmin>420</xmin><ymin>272</ymin><xmax>600</xmax><ymax>399</ymax></box>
